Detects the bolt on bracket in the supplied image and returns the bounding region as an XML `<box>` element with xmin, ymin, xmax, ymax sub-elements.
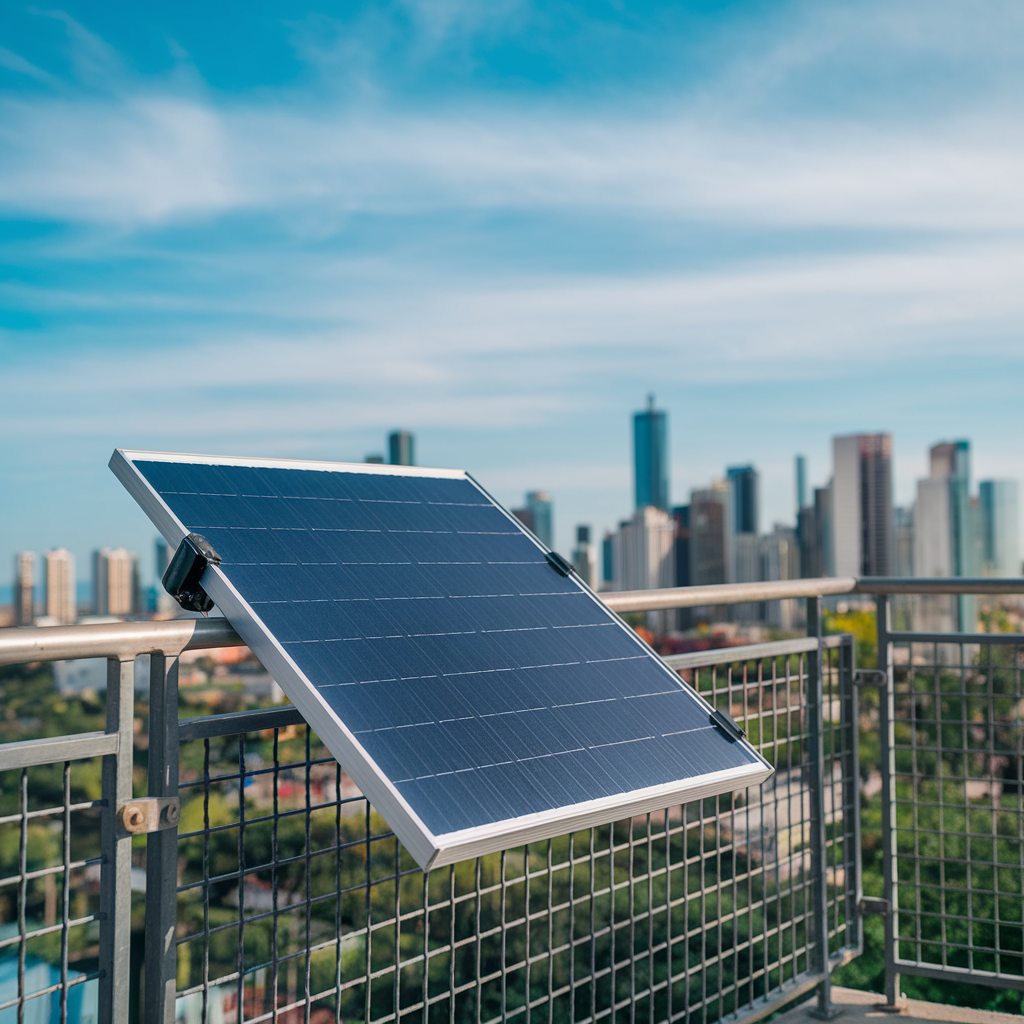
<box><xmin>117</xmin><ymin>797</ymin><xmax>180</xmax><ymax>835</ymax></box>
<box><xmin>859</xmin><ymin>896</ymin><xmax>891</xmax><ymax>916</ymax></box>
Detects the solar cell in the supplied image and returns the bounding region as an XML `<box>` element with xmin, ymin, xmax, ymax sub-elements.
<box><xmin>111</xmin><ymin>450</ymin><xmax>772</xmax><ymax>868</ymax></box>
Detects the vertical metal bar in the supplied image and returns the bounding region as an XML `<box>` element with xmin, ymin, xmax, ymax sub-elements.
<box><xmin>421</xmin><ymin>871</ymin><xmax>430</xmax><ymax>1024</ymax></box>
<box><xmin>524</xmin><ymin>846</ymin><xmax>532</xmax><ymax>1024</ymax></box>
<box><xmin>448</xmin><ymin>864</ymin><xmax>456</xmax><ymax>1024</ymax></box>
<box><xmin>18</xmin><ymin>767</ymin><xmax>27</xmax><ymax>1024</ymax></box>
<box><xmin>202</xmin><ymin>739</ymin><xmax>211</xmax><ymax>1024</ymax></box>
<box><xmin>100</xmin><ymin>656</ymin><xmax>136</xmax><ymax>1024</ymax></box>
<box><xmin>839</xmin><ymin>636</ymin><xmax>862</xmax><ymax>957</ymax></box>
<box><xmin>272</xmin><ymin>732</ymin><xmax>282</xmax><ymax>1024</ymax></box>
<box><xmin>876</xmin><ymin>595</ymin><xmax>900</xmax><ymax>1008</ymax></box>
<box><xmin>61</xmin><ymin>761</ymin><xmax>71</xmax><ymax>1024</ymax></box>
<box><xmin>804</xmin><ymin>596</ymin><xmax>836</xmax><ymax>1019</ymax></box>
<box><xmin>144</xmin><ymin>652</ymin><xmax>180</xmax><ymax>1024</ymax></box>
<box><xmin>305</xmin><ymin>730</ymin><xmax>313</xmax><ymax>1024</ymax></box>
<box><xmin>336</xmin><ymin>763</ymin><xmax>344</xmax><ymax>1024</ymax></box>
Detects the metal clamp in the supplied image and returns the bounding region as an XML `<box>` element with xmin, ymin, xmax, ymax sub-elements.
<box><xmin>117</xmin><ymin>797</ymin><xmax>180</xmax><ymax>835</ymax></box>
<box><xmin>854</xmin><ymin>669</ymin><xmax>887</xmax><ymax>687</ymax></box>
<box><xmin>859</xmin><ymin>896</ymin><xmax>891</xmax><ymax>916</ymax></box>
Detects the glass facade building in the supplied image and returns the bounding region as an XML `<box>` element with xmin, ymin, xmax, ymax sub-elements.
<box><xmin>633</xmin><ymin>395</ymin><xmax>669</xmax><ymax>510</ymax></box>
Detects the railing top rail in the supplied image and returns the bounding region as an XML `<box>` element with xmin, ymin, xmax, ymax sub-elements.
<box><xmin>1</xmin><ymin>576</ymin><xmax>1022</xmax><ymax>665</ymax></box>
<box><xmin>0</xmin><ymin>616</ymin><xmax>243</xmax><ymax>667</ymax></box>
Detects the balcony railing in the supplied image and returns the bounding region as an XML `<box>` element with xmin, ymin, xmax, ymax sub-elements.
<box><xmin>0</xmin><ymin>577</ymin><xmax>1021</xmax><ymax>1024</ymax></box>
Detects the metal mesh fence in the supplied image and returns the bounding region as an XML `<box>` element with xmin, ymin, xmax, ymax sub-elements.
<box><xmin>169</xmin><ymin>637</ymin><xmax>859</xmax><ymax>1024</ymax></box>
<box><xmin>889</xmin><ymin>634</ymin><xmax>1024</xmax><ymax>989</ymax></box>
<box><xmin>0</xmin><ymin>757</ymin><xmax>105</xmax><ymax>1022</ymax></box>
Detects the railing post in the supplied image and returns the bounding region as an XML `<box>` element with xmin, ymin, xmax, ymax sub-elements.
<box><xmin>876</xmin><ymin>595</ymin><xmax>901</xmax><ymax>1009</ymax></box>
<box><xmin>805</xmin><ymin>596</ymin><xmax>839</xmax><ymax>1019</ymax></box>
<box><xmin>98</xmin><ymin>657</ymin><xmax>136</xmax><ymax>1024</ymax></box>
<box><xmin>145</xmin><ymin>652</ymin><xmax>181</xmax><ymax>1024</ymax></box>
<box><xmin>839</xmin><ymin>634</ymin><xmax>863</xmax><ymax>957</ymax></box>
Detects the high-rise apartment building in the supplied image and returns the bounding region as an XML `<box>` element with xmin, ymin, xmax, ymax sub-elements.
<box><xmin>689</xmin><ymin>482</ymin><xmax>732</xmax><ymax>586</ymax></box>
<box><xmin>672</xmin><ymin>505</ymin><xmax>692</xmax><ymax>630</ymax></box>
<box><xmin>571</xmin><ymin>526</ymin><xmax>598</xmax><ymax>589</ymax></box>
<box><xmin>44</xmin><ymin>548</ymin><xmax>76</xmax><ymax>624</ymax></box>
<box><xmin>612</xmin><ymin>507</ymin><xmax>675</xmax><ymax>593</ymax></box>
<box><xmin>13</xmin><ymin>552</ymin><xmax>35</xmax><ymax>626</ymax></box>
<box><xmin>525</xmin><ymin>491</ymin><xmax>553</xmax><ymax>548</ymax></box>
<box><xmin>93</xmin><ymin>548</ymin><xmax>140</xmax><ymax>616</ymax></box>
<box><xmin>633</xmin><ymin>395</ymin><xmax>669</xmax><ymax>511</ymax></box>
<box><xmin>892</xmin><ymin>507</ymin><xmax>914</xmax><ymax>577</ymax></box>
<box><xmin>726</xmin><ymin>465</ymin><xmax>760</xmax><ymax>536</ymax></box>
<box><xmin>979</xmin><ymin>481</ymin><xmax>1020</xmax><ymax>577</ymax></box>
<box><xmin>832</xmin><ymin>433</ymin><xmax>893</xmax><ymax>577</ymax></box>
<box><xmin>914</xmin><ymin>440</ymin><xmax>975</xmax><ymax>631</ymax></box>
<box><xmin>388</xmin><ymin>430</ymin><xmax>415</xmax><ymax>467</ymax></box>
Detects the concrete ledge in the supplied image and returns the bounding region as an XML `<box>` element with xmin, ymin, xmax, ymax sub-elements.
<box><xmin>770</xmin><ymin>986</ymin><xmax>1021</xmax><ymax>1024</ymax></box>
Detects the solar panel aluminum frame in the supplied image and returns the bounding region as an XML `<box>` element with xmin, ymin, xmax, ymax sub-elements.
<box><xmin>110</xmin><ymin>448</ymin><xmax>773</xmax><ymax>870</ymax></box>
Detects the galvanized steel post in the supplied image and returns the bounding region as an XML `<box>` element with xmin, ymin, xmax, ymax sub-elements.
<box><xmin>805</xmin><ymin>597</ymin><xmax>838</xmax><ymax>1019</ymax></box>
<box><xmin>145</xmin><ymin>652</ymin><xmax>181</xmax><ymax>1024</ymax></box>
<box><xmin>876</xmin><ymin>595</ymin><xmax>901</xmax><ymax>1008</ymax></box>
<box><xmin>98</xmin><ymin>656</ymin><xmax>136</xmax><ymax>1024</ymax></box>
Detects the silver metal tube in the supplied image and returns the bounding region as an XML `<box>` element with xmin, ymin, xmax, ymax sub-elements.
<box><xmin>601</xmin><ymin>577</ymin><xmax>858</xmax><ymax>612</ymax></box>
<box><xmin>0</xmin><ymin>617</ymin><xmax>243</xmax><ymax>666</ymax></box>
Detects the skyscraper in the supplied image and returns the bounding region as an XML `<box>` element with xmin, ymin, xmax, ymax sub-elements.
<box><xmin>44</xmin><ymin>548</ymin><xmax>76</xmax><ymax>624</ymax></box>
<box><xmin>915</xmin><ymin>440</ymin><xmax>975</xmax><ymax>631</ymax></box>
<box><xmin>13</xmin><ymin>552</ymin><xmax>35</xmax><ymax>626</ymax></box>
<box><xmin>689</xmin><ymin>482</ymin><xmax>732</xmax><ymax>586</ymax></box>
<box><xmin>795</xmin><ymin>455</ymin><xmax>807</xmax><ymax>513</ymax></box>
<box><xmin>726</xmin><ymin>465</ymin><xmax>760</xmax><ymax>536</ymax></box>
<box><xmin>94</xmin><ymin>548</ymin><xmax>140</xmax><ymax>616</ymax></box>
<box><xmin>832</xmin><ymin>433</ymin><xmax>893</xmax><ymax>577</ymax></box>
<box><xmin>526</xmin><ymin>491</ymin><xmax>553</xmax><ymax>548</ymax></box>
<box><xmin>571</xmin><ymin>526</ymin><xmax>598</xmax><ymax>589</ymax></box>
<box><xmin>979</xmin><ymin>480</ymin><xmax>1019</xmax><ymax>577</ymax></box>
<box><xmin>388</xmin><ymin>430</ymin><xmax>415</xmax><ymax>466</ymax></box>
<box><xmin>633</xmin><ymin>395</ymin><xmax>669</xmax><ymax>511</ymax></box>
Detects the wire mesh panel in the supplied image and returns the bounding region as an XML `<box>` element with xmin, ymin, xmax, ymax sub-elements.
<box><xmin>169</xmin><ymin>637</ymin><xmax>859</xmax><ymax>1024</ymax></box>
<box><xmin>889</xmin><ymin>634</ymin><xmax>1024</xmax><ymax>989</ymax></box>
<box><xmin>0</xmin><ymin>757</ymin><xmax>105</xmax><ymax>1022</ymax></box>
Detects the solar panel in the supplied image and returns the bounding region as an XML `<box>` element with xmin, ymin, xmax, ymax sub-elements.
<box><xmin>111</xmin><ymin>450</ymin><xmax>772</xmax><ymax>869</ymax></box>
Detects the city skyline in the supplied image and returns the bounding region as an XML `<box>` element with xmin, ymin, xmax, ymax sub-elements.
<box><xmin>2</xmin><ymin>1</ymin><xmax>1024</xmax><ymax>577</ymax></box>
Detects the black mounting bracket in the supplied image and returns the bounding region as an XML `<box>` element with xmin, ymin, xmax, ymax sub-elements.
<box><xmin>545</xmin><ymin>551</ymin><xmax>576</xmax><ymax>577</ymax></box>
<box><xmin>709</xmin><ymin>708</ymin><xmax>746</xmax><ymax>742</ymax></box>
<box><xmin>162</xmin><ymin>533</ymin><xmax>222</xmax><ymax>613</ymax></box>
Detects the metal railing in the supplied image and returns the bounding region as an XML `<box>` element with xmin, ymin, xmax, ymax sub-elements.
<box><xmin>1</xmin><ymin>575</ymin><xmax>1021</xmax><ymax>1023</ymax></box>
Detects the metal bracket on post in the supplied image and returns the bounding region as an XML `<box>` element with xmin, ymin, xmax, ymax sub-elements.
<box><xmin>117</xmin><ymin>797</ymin><xmax>180</xmax><ymax>835</ymax></box>
<box><xmin>859</xmin><ymin>897</ymin><xmax>890</xmax><ymax>916</ymax></box>
<box><xmin>854</xmin><ymin>669</ymin><xmax>887</xmax><ymax>688</ymax></box>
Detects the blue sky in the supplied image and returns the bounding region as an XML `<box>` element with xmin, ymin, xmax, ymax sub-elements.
<box><xmin>2</xmin><ymin>0</ymin><xmax>1023</xmax><ymax>588</ymax></box>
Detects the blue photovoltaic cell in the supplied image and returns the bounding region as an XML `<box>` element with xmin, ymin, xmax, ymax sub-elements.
<box><xmin>133</xmin><ymin>459</ymin><xmax>759</xmax><ymax>836</ymax></box>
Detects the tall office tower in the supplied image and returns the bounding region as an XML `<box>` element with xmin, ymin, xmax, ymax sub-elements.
<box><xmin>726</xmin><ymin>465</ymin><xmax>760</xmax><ymax>536</ymax></box>
<box><xmin>761</xmin><ymin>525</ymin><xmax>801</xmax><ymax>629</ymax></box>
<box><xmin>388</xmin><ymin>430</ymin><xmax>415</xmax><ymax>466</ymax></box>
<box><xmin>689</xmin><ymin>482</ymin><xmax>732</xmax><ymax>586</ymax></box>
<box><xmin>892</xmin><ymin>507</ymin><xmax>914</xmax><ymax>576</ymax></box>
<box><xmin>612</xmin><ymin>506</ymin><xmax>675</xmax><ymax>633</ymax></box>
<box><xmin>672</xmin><ymin>506</ymin><xmax>692</xmax><ymax>630</ymax></box>
<box><xmin>979</xmin><ymin>480</ymin><xmax>1020</xmax><ymax>576</ymax></box>
<box><xmin>525</xmin><ymin>491</ymin><xmax>553</xmax><ymax>548</ymax></box>
<box><xmin>601</xmin><ymin>531</ymin><xmax>615</xmax><ymax>587</ymax></box>
<box><xmin>44</xmin><ymin>548</ymin><xmax>76</xmax><ymax>624</ymax></box>
<box><xmin>732</xmin><ymin>532</ymin><xmax>761</xmax><ymax>623</ymax></box>
<box><xmin>571</xmin><ymin>526</ymin><xmax>598</xmax><ymax>589</ymax></box>
<box><xmin>915</xmin><ymin>440</ymin><xmax>975</xmax><ymax>631</ymax></box>
<box><xmin>795</xmin><ymin>455</ymin><xmax>807</xmax><ymax>514</ymax></box>
<box><xmin>832</xmin><ymin>433</ymin><xmax>893</xmax><ymax>577</ymax></box>
<box><xmin>633</xmin><ymin>395</ymin><xmax>669</xmax><ymax>511</ymax></box>
<box><xmin>94</xmin><ymin>548</ymin><xmax>140</xmax><ymax>616</ymax></box>
<box><xmin>13</xmin><ymin>552</ymin><xmax>35</xmax><ymax>626</ymax></box>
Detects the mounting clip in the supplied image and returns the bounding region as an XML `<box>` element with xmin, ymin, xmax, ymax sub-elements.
<box><xmin>545</xmin><ymin>551</ymin><xmax>576</xmax><ymax>577</ymax></box>
<box><xmin>162</xmin><ymin>533</ymin><xmax>222</xmax><ymax>613</ymax></box>
<box><xmin>709</xmin><ymin>708</ymin><xmax>746</xmax><ymax>742</ymax></box>
<box><xmin>854</xmin><ymin>669</ymin><xmax>888</xmax><ymax>688</ymax></box>
<box><xmin>117</xmin><ymin>797</ymin><xmax>180</xmax><ymax>835</ymax></box>
<box><xmin>859</xmin><ymin>896</ymin><xmax>891</xmax><ymax>916</ymax></box>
